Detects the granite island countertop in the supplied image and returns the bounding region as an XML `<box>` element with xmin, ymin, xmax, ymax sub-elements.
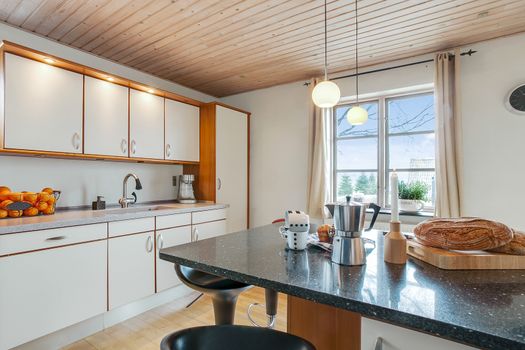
<box><xmin>0</xmin><ymin>202</ymin><xmax>227</xmax><ymax>235</ymax></box>
<box><xmin>160</xmin><ymin>224</ymin><xmax>525</xmax><ymax>350</ymax></box>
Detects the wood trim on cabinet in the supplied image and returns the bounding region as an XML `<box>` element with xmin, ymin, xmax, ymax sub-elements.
<box><xmin>0</xmin><ymin>48</ymin><xmax>5</xmax><ymax>148</ymax></box>
<box><xmin>183</xmin><ymin>103</ymin><xmax>217</xmax><ymax>202</ymax></box>
<box><xmin>287</xmin><ymin>295</ymin><xmax>361</xmax><ymax>350</ymax></box>
<box><xmin>0</xmin><ymin>148</ymin><xmax>199</xmax><ymax>165</ymax></box>
<box><xmin>247</xmin><ymin>112</ymin><xmax>251</xmax><ymax>229</ymax></box>
<box><xmin>0</xmin><ymin>41</ymin><xmax>203</xmax><ymax>107</ymax></box>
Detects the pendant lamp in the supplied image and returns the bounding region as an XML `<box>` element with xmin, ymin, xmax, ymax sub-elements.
<box><xmin>312</xmin><ymin>0</ymin><xmax>340</xmax><ymax>108</ymax></box>
<box><xmin>347</xmin><ymin>1</ymin><xmax>368</xmax><ymax>125</ymax></box>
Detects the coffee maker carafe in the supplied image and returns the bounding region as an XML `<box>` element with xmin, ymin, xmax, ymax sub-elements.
<box><xmin>328</xmin><ymin>196</ymin><xmax>381</xmax><ymax>266</ymax></box>
<box><xmin>177</xmin><ymin>174</ymin><xmax>197</xmax><ymax>204</ymax></box>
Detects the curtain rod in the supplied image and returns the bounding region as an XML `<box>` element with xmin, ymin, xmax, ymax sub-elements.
<box><xmin>304</xmin><ymin>49</ymin><xmax>477</xmax><ymax>85</ymax></box>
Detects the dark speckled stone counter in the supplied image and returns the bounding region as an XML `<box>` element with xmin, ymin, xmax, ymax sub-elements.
<box><xmin>160</xmin><ymin>224</ymin><xmax>525</xmax><ymax>350</ymax></box>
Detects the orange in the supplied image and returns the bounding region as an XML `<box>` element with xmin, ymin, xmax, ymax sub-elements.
<box><xmin>0</xmin><ymin>194</ymin><xmax>8</xmax><ymax>201</ymax></box>
<box><xmin>42</xmin><ymin>206</ymin><xmax>55</xmax><ymax>215</ymax></box>
<box><xmin>41</xmin><ymin>187</ymin><xmax>54</xmax><ymax>195</ymax></box>
<box><xmin>0</xmin><ymin>186</ymin><xmax>11</xmax><ymax>195</ymax></box>
<box><xmin>0</xmin><ymin>200</ymin><xmax>13</xmax><ymax>209</ymax></box>
<box><xmin>47</xmin><ymin>196</ymin><xmax>56</xmax><ymax>205</ymax></box>
<box><xmin>36</xmin><ymin>201</ymin><xmax>48</xmax><ymax>211</ymax></box>
<box><xmin>23</xmin><ymin>192</ymin><xmax>38</xmax><ymax>203</ymax></box>
<box><xmin>8</xmin><ymin>192</ymin><xmax>23</xmax><ymax>201</ymax></box>
<box><xmin>38</xmin><ymin>192</ymin><xmax>51</xmax><ymax>202</ymax></box>
<box><xmin>23</xmin><ymin>207</ymin><xmax>39</xmax><ymax>216</ymax></box>
<box><xmin>8</xmin><ymin>210</ymin><xmax>22</xmax><ymax>218</ymax></box>
<box><xmin>0</xmin><ymin>209</ymin><xmax>7</xmax><ymax>219</ymax></box>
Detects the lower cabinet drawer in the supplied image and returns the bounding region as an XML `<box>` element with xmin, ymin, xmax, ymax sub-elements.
<box><xmin>0</xmin><ymin>223</ymin><xmax>107</xmax><ymax>256</ymax></box>
<box><xmin>361</xmin><ymin>317</ymin><xmax>477</xmax><ymax>350</ymax></box>
<box><xmin>0</xmin><ymin>240</ymin><xmax>107</xmax><ymax>350</ymax></box>
<box><xmin>193</xmin><ymin>219</ymin><xmax>227</xmax><ymax>241</ymax></box>
<box><xmin>156</xmin><ymin>213</ymin><xmax>191</xmax><ymax>230</ymax></box>
<box><xmin>192</xmin><ymin>208</ymin><xmax>227</xmax><ymax>225</ymax></box>
<box><xmin>108</xmin><ymin>231</ymin><xmax>155</xmax><ymax>309</ymax></box>
<box><xmin>108</xmin><ymin>217</ymin><xmax>155</xmax><ymax>237</ymax></box>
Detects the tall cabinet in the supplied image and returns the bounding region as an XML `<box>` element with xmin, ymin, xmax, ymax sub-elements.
<box><xmin>185</xmin><ymin>103</ymin><xmax>249</xmax><ymax>233</ymax></box>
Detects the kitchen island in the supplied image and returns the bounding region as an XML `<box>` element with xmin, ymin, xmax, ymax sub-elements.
<box><xmin>160</xmin><ymin>224</ymin><xmax>525</xmax><ymax>350</ymax></box>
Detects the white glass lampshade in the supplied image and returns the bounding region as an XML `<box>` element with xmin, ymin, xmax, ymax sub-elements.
<box><xmin>312</xmin><ymin>80</ymin><xmax>341</xmax><ymax>108</ymax></box>
<box><xmin>347</xmin><ymin>105</ymin><xmax>368</xmax><ymax>125</ymax></box>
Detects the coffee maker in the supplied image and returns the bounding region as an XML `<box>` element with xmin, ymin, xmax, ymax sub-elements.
<box><xmin>177</xmin><ymin>174</ymin><xmax>197</xmax><ymax>204</ymax></box>
<box><xmin>327</xmin><ymin>196</ymin><xmax>381</xmax><ymax>266</ymax></box>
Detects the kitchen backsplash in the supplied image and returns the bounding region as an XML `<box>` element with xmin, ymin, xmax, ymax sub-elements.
<box><xmin>0</xmin><ymin>156</ymin><xmax>182</xmax><ymax>208</ymax></box>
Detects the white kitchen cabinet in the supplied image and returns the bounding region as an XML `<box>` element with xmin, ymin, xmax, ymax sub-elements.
<box><xmin>3</xmin><ymin>53</ymin><xmax>83</xmax><ymax>153</ymax></box>
<box><xmin>84</xmin><ymin>76</ymin><xmax>129</xmax><ymax>157</ymax></box>
<box><xmin>193</xmin><ymin>219</ymin><xmax>227</xmax><ymax>241</ymax></box>
<box><xmin>165</xmin><ymin>99</ymin><xmax>200</xmax><ymax>161</ymax></box>
<box><xmin>216</xmin><ymin>105</ymin><xmax>248</xmax><ymax>233</ymax></box>
<box><xmin>156</xmin><ymin>226</ymin><xmax>192</xmax><ymax>292</ymax></box>
<box><xmin>0</xmin><ymin>240</ymin><xmax>107</xmax><ymax>350</ymax></box>
<box><xmin>361</xmin><ymin>317</ymin><xmax>476</xmax><ymax>350</ymax></box>
<box><xmin>108</xmin><ymin>231</ymin><xmax>155</xmax><ymax>309</ymax></box>
<box><xmin>129</xmin><ymin>89</ymin><xmax>164</xmax><ymax>159</ymax></box>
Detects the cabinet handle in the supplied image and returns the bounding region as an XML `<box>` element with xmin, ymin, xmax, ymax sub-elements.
<box><xmin>374</xmin><ymin>337</ymin><xmax>383</xmax><ymax>350</ymax></box>
<box><xmin>121</xmin><ymin>139</ymin><xmax>128</xmax><ymax>154</ymax></box>
<box><xmin>165</xmin><ymin>144</ymin><xmax>171</xmax><ymax>158</ymax></box>
<box><xmin>45</xmin><ymin>235</ymin><xmax>66</xmax><ymax>241</ymax></box>
<box><xmin>194</xmin><ymin>228</ymin><xmax>199</xmax><ymax>241</ymax></box>
<box><xmin>157</xmin><ymin>234</ymin><xmax>164</xmax><ymax>250</ymax></box>
<box><xmin>217</xmin><ymin>178</ymin><xmax>222</xmax><ymax>190</ymax></box>
<box><xmin>72</xmin><ymin>132</ymin><xmax>81</xmax><ymax>150</ymax></box>
<box><xmin>131</xmin><ymin>140</ymin><xmax>136</xmax><ymax>155</ymax></box>
<box><xmin>146</xmin><ymin>235</ymin><xmax>153</xmax><ymax>252</ymax></box>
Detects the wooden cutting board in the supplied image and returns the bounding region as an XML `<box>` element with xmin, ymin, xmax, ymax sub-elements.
<box><xmin>407</xmin><ymin>239</ymin><xmax>525</xmax><ymax>270</ymax></box>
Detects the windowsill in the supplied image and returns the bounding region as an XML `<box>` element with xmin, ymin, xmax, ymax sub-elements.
<box><xmin>367</xmin><ymin>208</ymin><xmax>434</xmax><ymax>218</ymax></box>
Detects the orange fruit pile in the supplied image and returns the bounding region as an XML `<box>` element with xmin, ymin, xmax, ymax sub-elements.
<box><xmin>0</xmin><ymin>186</ymin><xmax>57</xmax><ymax>218</ymax></box>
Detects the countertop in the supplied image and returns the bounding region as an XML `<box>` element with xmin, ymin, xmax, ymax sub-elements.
<box><xmin>160</xmin><ymin>224</ymin><xmax>525</xmax><ymax>350</ymax></box>
<box><xmin>0</xmin><ymin>202</ymin><xmax>227</xmax><ymax>235</ymax></box>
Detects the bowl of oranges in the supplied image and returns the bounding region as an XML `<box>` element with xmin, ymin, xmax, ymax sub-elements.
<box><xmin>0</xmin><ymin>186</ymin><xmax>60</xmax><ymax>219</ymax></box>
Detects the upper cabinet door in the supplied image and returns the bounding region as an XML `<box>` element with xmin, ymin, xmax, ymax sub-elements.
<box><xmin>129</xmin><ymin>89</ymin><xmax>164</xmax><ymax>159</ymax></box>
<box><xmin>84</xmin><ymin>76</ymin><xmax>129</xmax><ymax>157</ymax></box>
<box><xmin>4</xmin><ymin>53</ymin><xmax>83</xmax><ymax>153</ymax></box>
<box><xmin>216</xmin><ymin>106</ymin><xmax>248</xmax><ymax>233</ymax></box>
<box><xmin>164</xmin><ymin>99</ymin><xmax>200</xmax><ymax>161</ymax></box>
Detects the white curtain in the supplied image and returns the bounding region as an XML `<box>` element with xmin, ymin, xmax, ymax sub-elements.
<box><xmin>306</xmin><ymin>78</ymin><xmax>333</xmax><ymax>219</ymax></box>
<box><xmin>434</xmin><ymin>50</ymin><xmax>463</xmax><ymax>217</ymax></box>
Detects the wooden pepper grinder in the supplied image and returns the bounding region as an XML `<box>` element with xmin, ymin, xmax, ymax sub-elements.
<box><xmin>384</xmin><ymin>221</ymin><xmax>407</xmax><ymax>264</ymax></box>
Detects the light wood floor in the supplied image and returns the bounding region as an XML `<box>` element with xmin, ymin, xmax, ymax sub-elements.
<box><xmin>63</xmin><ymin>288</ymin><xmax>287</xmax><ymax>350</ymax></box>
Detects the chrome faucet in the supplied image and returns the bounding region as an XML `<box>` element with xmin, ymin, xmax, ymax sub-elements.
<box><xmin>119</xmin><ymin>173</ymin><xmax>142</xmax><ymax>208</ymax></box>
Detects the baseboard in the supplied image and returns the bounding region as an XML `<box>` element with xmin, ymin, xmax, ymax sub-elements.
<box><xmin>14</xmin><ymin>285</ymin><xmax>198</xmax><ymax>350</ymax></box>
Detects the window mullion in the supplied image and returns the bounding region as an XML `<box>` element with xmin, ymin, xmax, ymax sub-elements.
<box><xmin>378</xmin><ymin>96</ymin><xmax>386</xmax><ymax>207</ymax></box>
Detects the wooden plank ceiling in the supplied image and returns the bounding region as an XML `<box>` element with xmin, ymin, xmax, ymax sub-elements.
<box><xmin>1</xmin><ymin>0</ymin><xmax>525</xmax><ymax>97</ymax></box>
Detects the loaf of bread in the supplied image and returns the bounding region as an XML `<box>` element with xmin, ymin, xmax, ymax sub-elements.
<box><xmin>414</xmin><ymin>218</ymin><xmax>513</xmax><ymax>251</ymax></box>
<box><xmin>488</xmin><ymin>231</ymin><xmax>525</xmax><ymax>255</ymax></box>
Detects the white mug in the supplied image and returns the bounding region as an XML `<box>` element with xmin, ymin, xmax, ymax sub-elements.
<box><xmin>399</xmin><ymin>199</ymin><xmax>424</xmax><ymax>212</ymax></box>
<box><xmin>279</xmin><ymin>226</ymin><xmax>308</xmax><ymax>250</ymax></box>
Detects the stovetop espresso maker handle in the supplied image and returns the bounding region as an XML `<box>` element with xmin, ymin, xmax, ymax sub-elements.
<box><xmin>365</xmin><ymin>203</ymin><xmax>381</xmax><ymax>231</ymax></box>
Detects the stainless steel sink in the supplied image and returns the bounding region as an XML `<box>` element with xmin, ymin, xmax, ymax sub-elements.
<box><xmin>101</xmin><ymin>205</ymin><xmax>174</xmax><ymax>215</ymax></box>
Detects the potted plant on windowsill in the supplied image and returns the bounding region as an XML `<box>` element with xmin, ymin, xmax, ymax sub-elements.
<box><xmin>398</xmin><ymin>181</ymin><xmax>429</xmax><ymax>213</ymax></box>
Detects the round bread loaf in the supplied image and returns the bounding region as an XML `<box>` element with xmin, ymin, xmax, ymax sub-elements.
<box><xmin>414</xmin><ymin>218</ymin><xmax>513</xmax><ymax>251</ymax></box>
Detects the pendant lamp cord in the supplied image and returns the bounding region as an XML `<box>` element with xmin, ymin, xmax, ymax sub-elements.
<box><xmin>355</xmin><ymin>0</ymin><xmax>359</xmax><ymax>104</ymax></box>
<box><xmin>324</xmin><ymin>0</ymin><xmax>328</xmax><ymax>81</ymax></box>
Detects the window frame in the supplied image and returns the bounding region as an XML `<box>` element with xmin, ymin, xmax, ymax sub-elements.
<box><xmin>333</xmin><ymin>89</ymin><xmax>435</xmax><ymax>211</ymax></box>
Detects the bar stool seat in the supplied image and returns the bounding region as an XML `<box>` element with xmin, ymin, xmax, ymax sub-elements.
<box><xmin>175</xmin><ymin>265</ymin><xmax>252</xmax><ymax>325</ymax></box>
<box><xmin>160</xmin><ymin>325</ymin><xmax>316</xmax><ymax>350</ymax></box>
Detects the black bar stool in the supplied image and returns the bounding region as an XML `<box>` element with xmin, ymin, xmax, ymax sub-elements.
<box><xmin>175</xmin><ymin>265</ymin><xmax>252</xmax><ymax>325</ymax></box>
<box><xmin>160</xmin><ymin>325</ymin><xmax>316</xmax><ymax>350</ymax></box>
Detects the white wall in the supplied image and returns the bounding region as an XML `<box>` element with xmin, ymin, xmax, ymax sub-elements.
<box><xmin>0</xmin><ymin>23</ymin><xmax>215</xmax><ymax>208</ymax></box>
<box><xmin>459</xmin><ymin>32</ymin><xmax>525</xmax><ymax>230</ymax></box>
<box><xmin>223</xmin><ymin>56</ymin><xmax>434</xmax><ymax>227</ymax></box>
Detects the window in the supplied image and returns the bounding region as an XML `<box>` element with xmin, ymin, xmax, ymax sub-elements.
<box><xmin>334</xmin><ymin>91</ymin><xmax>435</xmax><ymax>211</ymax></box>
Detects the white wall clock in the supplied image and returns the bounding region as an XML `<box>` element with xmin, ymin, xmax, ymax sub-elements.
<box><xmin>506</xmin><ymin>84</ymin><xmax>525</xmax><ymax>115</ymax></box>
